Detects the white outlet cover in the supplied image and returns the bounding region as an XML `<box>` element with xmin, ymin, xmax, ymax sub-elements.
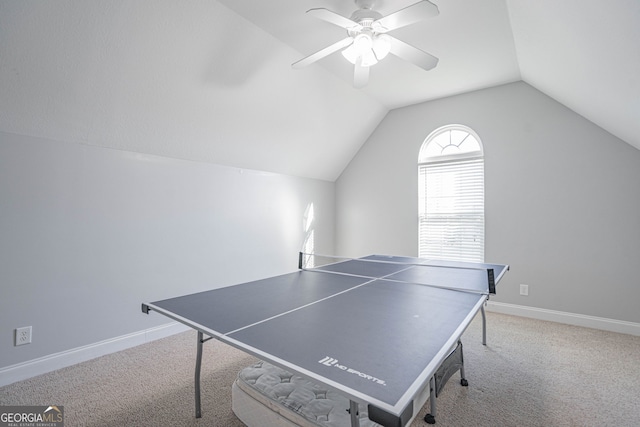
<box><xmin>15</xmin><ymin>326</ymin><xmax>32</xmax><ymax>346</ymax></box>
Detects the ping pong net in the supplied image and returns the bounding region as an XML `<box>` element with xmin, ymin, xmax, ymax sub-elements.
<box><xmin>298</xmin><ymin>252</ymin><xmax>499</xmax><ymax>295</ymax></box>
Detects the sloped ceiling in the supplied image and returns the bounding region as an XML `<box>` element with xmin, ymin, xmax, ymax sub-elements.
<box><xmin>1</xmin><ymin>0</ymin><xmax>638</xmax><ymax>182</ymax></box>
<box><xmin>0</xmin><ymin>0</ymin><xmax>386</xmax><ymax>181</ymax></box>
<box><xmin>508</xmin><ymin>0</ymin><xmax>640</xmax><ymax>151</ymax></box>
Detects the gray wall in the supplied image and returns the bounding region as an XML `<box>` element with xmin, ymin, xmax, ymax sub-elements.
<box><xmin>0</xmin><ymin>132</ymin><xmax>334</xmax><ymax>368</ymax></box>
<box><xmin>336</xmin><ymin>82</ymin><xmax>640</xmax><ymax>324</ymax></box>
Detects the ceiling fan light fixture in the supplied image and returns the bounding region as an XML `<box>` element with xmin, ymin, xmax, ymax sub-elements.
<box><xmin>341</xmin><ymin>45</ymin><xmax>377</xmax><ymax>67</ymax></box>
<box><xmin>342</xmin><ymin>32</ymin><xmax>390</xmax><ymax>67</ymax></box>
<box><xmin>353</xmin><ymin>31</ymin><xmax>373</xmax><ymax>51</ymax></box>
<box><xmin>342</xmin><ymin>32</ymin><xmax>378</xmax><ymax>66</ymax></box>
<box><xmin>372</xmin><ymin>34</ymin><xmax>391</xmax><ymax>60</ymax></box>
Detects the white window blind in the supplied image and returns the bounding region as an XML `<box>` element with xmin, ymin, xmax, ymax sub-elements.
<box><xmin>418</xmin><ymin>158</ymin><xmax>484</xmax><ymax>262</ymax></box>
<box><xmin>418</xmin><ymin>125</ymin><xmax>485</xmax><ymax>263</ymax></box>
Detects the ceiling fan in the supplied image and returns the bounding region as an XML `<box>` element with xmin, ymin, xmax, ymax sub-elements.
<box><xmin>292</xmin><ymin>0</ymin><xmax>439</xmax><ymax>88</ymax></box>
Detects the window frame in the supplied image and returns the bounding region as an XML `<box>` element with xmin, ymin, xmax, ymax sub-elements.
<box><xmin>418</xmin><ymin>124</ymin><xmax>485</xmax><ymax>262</ymax></box>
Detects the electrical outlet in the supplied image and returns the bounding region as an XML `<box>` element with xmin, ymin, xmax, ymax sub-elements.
<box><xmin>519</xmin><ymin>284</ymin><xmax>529</xmax><ymax>296</ymax></box>
<box><xmin>15</xmin><ymin>326</ymin><xmax>32</xmax><ymax>346</ymax></box>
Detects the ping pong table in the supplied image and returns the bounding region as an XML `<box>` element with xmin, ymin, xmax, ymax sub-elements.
<box><xmin>142</xmin><ymin>253</ymin><xmax>508</xmax><ymax>426</ymax></box>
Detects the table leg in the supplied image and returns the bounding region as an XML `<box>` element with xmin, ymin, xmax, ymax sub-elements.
<box><xmin>481</xmin><ymin>304</ymin><xmax>487</xmax><ymax>345</ymax></box>
<box><xmin>349</xmin><ymin>400</ymin><xmax>360</xmax><ymax>427</ymax></box>
<box><xmin>195</xmin><ymin>331</ymin><xmax>203</xmax><ymax>418</ymax></box>
<box><xmin>459</xmin><ymin>340</ymin><xmax>468</xmax><ymax>387</ymax></box>
<box><xmin>424</xmin><ymin>376</ymin><xmax>436</xmax><ymax>424</ymax></box>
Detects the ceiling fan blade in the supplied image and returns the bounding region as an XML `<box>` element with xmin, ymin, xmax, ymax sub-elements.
<box><xmin>307</xmin><ymin>8</ymin><xmax>362</xmax><ymax>31</ymax></box>
<box><xmin>353</xmin><ymin>60</ymin><xmax>370</xmax><ymax>88</ymax></box>
<box><xmin>375</xmin><ymin>1</ymin><xmax>439</xmax><ymax>33</ymax></box>
<box><xmin>388</xmin><ymin>36</ymin><xmax>438</xmax><ymax>71</ymax></box>
<box><xmin>292</xmin><ymin>37</ymin><xmax>354</xmax><ymax>69</ymax></box>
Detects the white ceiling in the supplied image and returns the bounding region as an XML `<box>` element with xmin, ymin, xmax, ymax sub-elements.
<box><xmin>1</xmin><ymin>0</ymin><xmax>638</xmax><ymax>181</ymax></box>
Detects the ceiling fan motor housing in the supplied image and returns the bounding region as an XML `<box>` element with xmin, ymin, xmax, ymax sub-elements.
<box><xmin>350</xmin><ymin>9</ymin><xmax>383</xmax><ymax>28</ymax></box>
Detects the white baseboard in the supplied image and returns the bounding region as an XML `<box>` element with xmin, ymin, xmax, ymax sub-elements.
<box><xmin>0</xmin><ymin>322</ymin><xmax>189</xmax><ymax>387</ymax></box>
<box><xmin>486</xmin><ymin>301</ymin><xmax>640</xmax><ymax>336</ymax></box>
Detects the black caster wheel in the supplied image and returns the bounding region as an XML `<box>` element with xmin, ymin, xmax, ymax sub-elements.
<box><xmin>424</xmin><ymin>413</ymin><xmax>436</xmax><ymax>424</ymax></box>
<box><xmin>460</xmin><ymin>378</ymin><xmax>469</xmax><ymax>386</ymax></box>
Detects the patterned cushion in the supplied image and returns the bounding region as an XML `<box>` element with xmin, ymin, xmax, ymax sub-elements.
<box><xmin>234</xmin><ymin>361</ymin><xmax>381</xmax><ymax>427</ymax></box>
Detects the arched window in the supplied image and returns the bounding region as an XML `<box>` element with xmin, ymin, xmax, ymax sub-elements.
<box><xmin>418</xmin><ymin>125</ymin><xmax>485</xmax><ymax>262</ymax></box>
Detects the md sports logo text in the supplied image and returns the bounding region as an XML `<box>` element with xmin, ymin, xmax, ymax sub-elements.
<box><xmin>318</xmin><ymin>356</ymin><xmax>386</xmax><ymax>386</ymax></box>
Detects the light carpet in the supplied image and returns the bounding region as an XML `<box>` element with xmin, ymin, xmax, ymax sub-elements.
<box><xmin>1</xmin><ymin>312</ymin><xmax>639</xmax><ymax>426</ymax></box>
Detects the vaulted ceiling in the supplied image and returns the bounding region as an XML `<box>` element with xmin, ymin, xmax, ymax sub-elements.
<box><xmin>1</xmin><ymin>0</ymin><xmax>638</xmax><ymax>181</ymax></box>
